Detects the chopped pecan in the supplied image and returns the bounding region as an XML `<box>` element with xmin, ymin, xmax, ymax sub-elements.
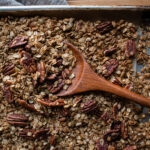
<box><xmin>25</xmin><ymin>44</ymin><xmax>31</xmax><ymax>51</ymax></box>
<box><xmin>108</xmin><ymin>145</ymin><xmax>116</xmax><ymax>150</ymax></box>
<box><xmin>9</xmin><ymin>36</ymin><xmax>28</xmax><ymax>48</ymax></box>
<box><xmin>19</xmin><ymin>128</ymin><xmax>49</xmax><ymax>139</ymax></box>
<box><xmin>125</xmin><ymin>40</ymin><xmax>136</xmax><ymax>57</ymax></box>
<box><xmin>37</xmin><ymin>61</ymin><xmax>46</xmax><ymax>83</ymax></box>
<box><xmin>111</xmin><ymin>121</ymin><xmax>121</xmax><ymax>130</ymax></box>
<box><xmin>7</xmin><ymin>114</ymin><xmax>28</xmax><ymax>127</ymax></box>
<box><xmin>102</xmin><ymin>59</ymin><xmax>118</xmax><ymax>77</ymax></box>
<box><xmin>3</xmin><ymin>86</ymin><xmax>13</xmax><ymax>103</ymax></box>
<box><xmin>125</xmin><ymin>84</ymin><xmax>133</xmax><ymax>91</ymax></box>
<box><xmin>37</xmin><ymin>99</ymin><xmax>64</xmax><ymax>107</ymax></box>
<box><xmin>64</xmin><ymin>68</ymin><xmax>70</xmax><ymax>75</ymax></box>
<box><xmin>101</xmin><ymin>112</ymin><xmax>110</xmax><ymax>121</ymax></box>
<box><xmin>34</xmin><ymin>129</ymin><xmax>49</xmax><ymax>138</ymax></box>
<box><xmin>73</xmin><ymin>96</ymin><xmax>82</xmax><ymax>107</ymax></box>
<box><xmin>123</xmin><ymin>146</ymin><xmax>137</xmax><ymax>150</ymax></box>
<box><xmin>113</xmin><ymin>103</ymin><xmax>120</xmax><ymax>120</ymax></box>
<box><xmin>18</xmin><ymin>99</ymin><xmax>37</xmax><ymax>112</ymax></box>
<box><xmin>55</xmin><ymin>58</ymin><xmax>63</xmax><ymax>67</ymax></box>
<box><xmin>103</xmin><ymin>129</ymin><xmax>120</xmax><ymax>143</ymax></box>
<box><xmin>112</xmin><ymin>77</ymin><xmax>122</xmax><ymax>87</ymax></box>
<box><xmin>62</xmin><ymin>68</ymin><xmax>70</xmax><ymax>79</ymax></box>
<box><xmin>121</xmin><ymin>120</ymin><xmax>128</xmax><ymax>139</ymax></box>
<box><xmin>104</xmin><ymin>121</ymin><xmax>122</xmax><ymax>143</ymax></box>
<box><xmin>3</xmin><ymin>64</ymin><xmax>15</xmax><ymax>76</ymax></box>
<box><xmin>97</xmin><ymin>140</ymin><xmax>108</xmax><ymax>150</ymax></box>
<box><xmin>97</xmin><ymin>22</ymin><xmax>113</xmax><ymax>34</ymax></box>
<box><xmin>49</xmin><ymin>135</ymin><xmax>55</xmax><ymax>146</ymax></box>
<box><xmin>81</xmin><ymin>99</ymin><xmax>98</xmax><ymax>113</ymax></box>
<box><xmin>61</xmin><ymin>108</ymin><xmax>69</xmax><ymax>117</ymax></box>
<box><xmin>104</xmin><ymin>47</ymin><xmax>116</xmax><ymax>56</ymax></box>
<box><xmin>47</xmin><ymin>74</ymin><xmax>57</xmax><ymax>80</ymax></box>
<box><xmin>50</xmin><ymin>80</ymin><xmax>64</xmax><ymax>94</ymax></box>
<box><xmin>19</xmin><ymin>51</ymin><xmax>37</xmax><ymax>73</ymax></box>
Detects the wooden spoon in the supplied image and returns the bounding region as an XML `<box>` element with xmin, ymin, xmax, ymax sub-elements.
<box><xmin>58</xmin><ymin>42</ymin><xmax>150</xmax><ymax>107</ymax></box>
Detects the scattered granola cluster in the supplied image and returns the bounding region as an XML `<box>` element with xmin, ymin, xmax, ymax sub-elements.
<box><xmin>0</xmin><ymin>16</ymin><xmax>150</xmax><ymax>150</ymax></box>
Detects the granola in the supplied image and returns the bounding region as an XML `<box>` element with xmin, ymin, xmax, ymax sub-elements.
<box><xmin>0</xmin><ymin>16</ymin><xmax>150</xmax><ymax>150</ymax></box>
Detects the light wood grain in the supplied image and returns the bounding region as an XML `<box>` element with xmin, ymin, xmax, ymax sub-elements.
<box><xmin>67</xmin><ymin>0</ymin><xmax>150</xmax><ymax>6</ymax></box>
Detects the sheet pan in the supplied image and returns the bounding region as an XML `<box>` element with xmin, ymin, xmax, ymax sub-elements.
<box><xmin>0</xmin><ymin>5</ymin><xmax>150</xmax><ymax>121</ymax></box>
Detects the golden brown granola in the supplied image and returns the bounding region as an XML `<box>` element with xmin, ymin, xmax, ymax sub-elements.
<box><xmin>0</xmin><ymin>16</ymin><xmax>150</xmax><ymax>150</ymax></box>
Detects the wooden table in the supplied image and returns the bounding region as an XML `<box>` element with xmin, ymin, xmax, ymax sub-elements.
<box><xmin>67</xmin><ymin>0</ymin><xmax>150</xmax><ymax>6</ymax></box>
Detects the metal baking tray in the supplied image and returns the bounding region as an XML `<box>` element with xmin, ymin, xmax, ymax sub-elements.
<box><xmin>0</xmin><ymin>5</ymin><xmax>150</xmax><ymax>121</ymax></box>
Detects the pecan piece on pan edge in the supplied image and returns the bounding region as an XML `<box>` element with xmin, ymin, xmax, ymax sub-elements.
<box><xmin>9</xmin><ymin>36</ymin><xmax>28</xmax><ymax>48</ymax></box>
<box><xmin>3</xmin><ymin>64</ymin><xmax>15</xmax><ymax>76</ymax></box>
<box><xmin>3</xmin><ymin>86</ymin><xmax>14</xmax><ymax>103</ymax></box>
<box><xmin>37</xmin><ymin>99</ymin><xmax>65</xmax><ymax>107</ymax></box>
<box><xmin>102</xmin><ymin>59</ymin><xmax>118</xmax><ymax>77</ymax></box>
<box><xmin>81</xmin><ymin>99</ymin><xmax>98</xmax><ymax>113</ymax></box>
<box><xmin>125</xmin><ymin>40</ymin><xmax>136</xmax><ymax>57</ymax></box>
<box><xmin>7</xmin><ymin>114</ymin><xmax>28</xmax><ymax>127</ymax></box>
<box><xmin>19</xmin><ymin>51</ymin><xmax>37</xmax><ymax>73</ymax></box>
<box><xmin>96</xmin><ymin>22</ymin><xmax>113</xmax><ymax>34</ymax></box>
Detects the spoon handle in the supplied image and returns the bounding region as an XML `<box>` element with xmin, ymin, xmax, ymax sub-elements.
<box><xmin>92</xmin><ymin>73</ymin><xmax>150</xmax><ymax>107</ymax></box>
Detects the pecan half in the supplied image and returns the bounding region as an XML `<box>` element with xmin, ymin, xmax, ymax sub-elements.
<box><xmin>97</xmin><ymin>140</ymin><xmax>108</xmax><ymax>150</ymax></box>
<box><xmin>37</xmin><ymin>61</ymin><xmax>46</xmax><ymax>83</ymax></box>
<box><xmin>50</xmin><ymin>80</ymin><xmax>64</xmax><ymax>94</ymax></box>
<box><xmin>81</xmin><ymin>100</ymin><xmax>98</xmax><ymax>113</ymax></box>
<box><xmin>97</xmin><ymin>22</ymin><xmax>113</xmax><ymax>34</ymax></box>
<box><xmin>18</xmin><ymin>99</ymin><xmax>37</xmax><ymax>112</ymax></box>
<box><xmin>121</xmin><ymin>120</ymin><xmax>128</xmax><ymax>139</ymax></box>
<box><xmin>102</xmin><ymin>59</ymin><xmax>118</xmax><ymax>77</ymax></box>
<box><xmin>123</xmin><ymin>146</ymin><xmax>137</xmax><ymax>150</ymax></box>
<box><xmin>125</xmin><ymin>40</ymin><xmax>136</xmax><ymax>57</ymax></box>
<box><xmin>9</xmin><ymin>36</ymin><xmax>28</xmax><ymax>48</ymax></box>
<box><xmin>104</xmin><ymin>47</ymin><xmax>116</xmax><ymax>56</ymax></box>
<box><xmin>112</xmin><ymin>77</ymin><xmax>122</xmax><ymax>87</ymax></box>
<box><xmin>7</xmin><ymin>114</ymin><xmax>28</xmax><ymax>127</ymax></box>
<box><xmin>37</xmin><ymin>99</ymin><xmax>64</xmax><ymax>107</ymax></box>
<box><xmin>19</xmin><ymin>128</ymin><xmax>49</xmax><ymax>139</ymax></box>
<box><xmin>19</xmin><ymin>51</ymin><xmax>37</xmax><ymax>73</ymax></box>
<box><xmin>3</xmin><ymin>86</ymin><xmax>13</xmax><ymax>103</ymax></box>
<box><xmin>3</xmin><ymin>64</ymin><xmax>15</xmax><ymax>76</ymax></box>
